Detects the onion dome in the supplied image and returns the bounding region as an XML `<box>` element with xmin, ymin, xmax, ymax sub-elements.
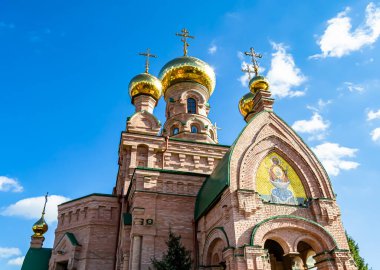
<box><xmin>239</xmin><ymin>92</ymin><xmax>255</xmax><ymax>119</ymax></box>
<box><xmin>158</xmin><ymin>56</ymin><xmax>216</xmax><ymax>96</ymax></box>
<box><xmin>249</xmin><ymin>75</ymin><xmax>270</xmax><ymax>94</ymax></box>
<box><xmin>32</xmin><ymin>215</ymin><xmax>48</xmax><ymax>238</ymax></box>
<box><xmin>129</xmin><ymin>73</ymin><xmax>162</xmax><ymax>101</ymax></box>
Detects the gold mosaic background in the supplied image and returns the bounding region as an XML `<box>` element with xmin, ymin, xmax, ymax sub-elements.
<box><xmin>256</xmin><ymin>152</ymin><xmax>307</xmax><ymax>199</ymax></box>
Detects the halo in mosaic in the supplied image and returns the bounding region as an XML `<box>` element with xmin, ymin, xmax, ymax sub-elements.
<box><xmin>256</xmin><ymin>152</ymin><xmax>307</xmax><ymax>205</ymax></box>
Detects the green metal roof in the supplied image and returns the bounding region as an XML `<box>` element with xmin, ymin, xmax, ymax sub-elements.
<box><xmin>194</xmin><ymin>149</ymin><xmax>231</xmax><ymax>220</ymax></box>
<box><xmin>194</xmin><ymin>110</ymin><xmax>335</xmax><ymax>221</ymax></box>
<box><xmin>123</xmin><ymin>213</ymin><xmax>132</xmax><ymax>225</ymax></box>
<box><xmin>21</xmin><ymin>248</ymin><xmax>52</xmax><ymax>270</ymax></box>
<box><xmin>194</xmin><ymin>111</ymin><xmax>267</xmax><ymax>221</ymax></box>
<box><xmin>65</xmin><ymin>232</ymin><xmax>80</xmax><ymax>246</ymax></box>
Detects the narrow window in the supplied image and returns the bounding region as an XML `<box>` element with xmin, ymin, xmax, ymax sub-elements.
<box><xmin>187</xmin><ymin>98</ymin><xmax>197</xmax><ymax>114</ymax></box>
<box><xmin>210</xmin><ymin>130</ymin><xmax>215</xmax><ymax>140</ymax></box>
<box><xmin>191</xmin><ymin>125</ymin><xmax>198</xmax><ymax>133</ymax></box>
<box><xmin>172</xmin><ymin>127</ymin><xmax>179</xmax><ymax>135</ymax></box>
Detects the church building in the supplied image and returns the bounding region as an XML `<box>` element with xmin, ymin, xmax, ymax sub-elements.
<box><xmin>22</xmin><ymin>29</ymin><xmax>357</xmax><ymax>270</ymax></box>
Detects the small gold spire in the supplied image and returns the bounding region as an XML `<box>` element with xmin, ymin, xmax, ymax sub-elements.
<box><xmin>138</xmin><ymin>48</ymin><xmax>158</xmax><ymax>73</ymax></box>
<box><xmin>32</xmin><ymin>192</ymin><xmax>49</xmax><ymax>238</ymax></box>
<box><xmin>176</xmin><ymin>28</ymin><xmax>195</xmax><ymax>56</ymax></box>
<box><xmin>244</xmin><ymin>47</ymin><xmax>262</xmax><ymax>76</ymax></box>
<box><xmin>241</xmin><ymin>63</ymin><xmax>255</xmax><ymax>80</ymax></box>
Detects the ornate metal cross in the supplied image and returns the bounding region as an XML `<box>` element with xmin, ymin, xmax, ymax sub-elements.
<box><xmin>138</xmin><ymin>48</ymin><xmax>157</xmax><ymax>73</ymax></box>
<box><xmin>241</xmin><ymin>63</ymin><xmax>255</xmax><ymax>80</ymax></box>
<box><xmin>244</xmin><ymin>47</ymin><xmax>262</xmax><ymax>76</ymax></box>
<box><xmin>42</xmin><ymin>192</ymin><xmax>48</xmax><ymax>216</ymax></box>
<box><xmin>176</xmin><ymin>28</ymin><xmax>195</xmax><ymax>56</ymax></box>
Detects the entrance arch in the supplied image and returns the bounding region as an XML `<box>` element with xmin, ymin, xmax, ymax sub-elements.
<box><xmin>202</xmin><ymin>227</ymin><xmax>230</xmax><ymax>268</ymax></box>
<box><xmin>251</xmin><ymin>215</ymin><xmax>338</xmax><ymax>254</ymax></box>
<box><xmin>265</xmin><ymin>239</ymin><xmax>286</xmax><ymax>270</ymax></box>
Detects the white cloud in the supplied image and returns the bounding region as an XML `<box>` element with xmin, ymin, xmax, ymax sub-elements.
<box><xmin>208</xmin><ymin>45</ymin><xmax>217</xmax><ymax>55</ymax></box>
<box><xmin>312</xmin><ymin>142</ymin><xmax>359</xmax><ymax>176</ymax></box>
<box><xmin>344</xmin><ymin>82</ymin><xmax>365</xmax><ymax>92</ymax></box>
<box><xmin>306</xmin><ymin>99</ymin><xmax>333</xmax><ymax>112</ymax></box>
<box><xmin>0</xmin><ymin>176</ymin><xmax>23</xmax><ymax>192</ymax></box>
<box><xmin>238</xmin><ymin>61</ymin><xmax>252</xmax><ymax>87</ymax></box>
<box><xmin>0</xmin><ymin>247</ymin><xmax>21</xmax><ymax>259</ymax></box>
<box><xmin>8</xmin><ymin>256</ymin><xmax>25</xmax><ymax>266</ymax></box>
<box><xmin>267</xmin><ymin>42</ymin><xmax>307</xmax><ymax>98</ymax></box>
<box><xmin>367</xmin><ymin>109</ymin><xmax>380</xmax><ymax>121</ymax></box>
<box><xmin>312</xmin><ymin>3</ymin><xmax>380</xmax><ymax>58</ymax></box>
<box><xmin>370</xmin><ymin>127</ymin><xmax>380</xmax><ymax>141</ymax></box>
<box><xmin>292</xmin><ymin>113</ymin><xmax>330</xmax><ymax>140</ymax></box>
<box><xmin>1</xmin><ymin>195</ymin><xmax>70</xmax><ymax>223</ymax></box>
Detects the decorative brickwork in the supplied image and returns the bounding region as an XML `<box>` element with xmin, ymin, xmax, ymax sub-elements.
<box><xmin>46</xmin><ymin>62</ymin><xmax>355</xmax><ymax>270</ymax></box>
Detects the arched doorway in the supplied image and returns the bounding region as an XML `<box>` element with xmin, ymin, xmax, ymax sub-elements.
<box><xmin>264</xmin><ymin>239</ymin><xmax>286</xmax><ymax>270</ymax></box>
<box><xmin>297</xmin><ymin>241</ymin><xmax>317</xmax><ymax>269</ymax></box>
<box><xmin>206</xmin><ymin>238</ymin><xmax>226</xmax><ymax>270</ymax></box>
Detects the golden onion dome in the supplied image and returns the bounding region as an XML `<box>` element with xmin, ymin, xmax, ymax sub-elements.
<box><xmin>239</xmin><ymin>92</ymin><xmax>255</xmax><ymax>119</ymax></box>
<box><xmin>158</xmin><ymin>56</ymin><xmax>216</xmax><ymax>96</ymax></box>
<box><xmin>32</xmin><ymin>215</ymin><xmax>48</xmax><ymax>238</ymax></box>
<box><xmin>249</xmin><ymin>75</ymin><xmax>270</xmax><ymax>94</ymax></box>
<box><xmin>129</xmin><ymin>73</ymin><xmax>162</xmax><ymax>101</ymax></box>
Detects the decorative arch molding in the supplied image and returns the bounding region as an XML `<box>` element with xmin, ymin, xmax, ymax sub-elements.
<box><xmin>250</xmin><ymin>215</ymin><xmax>338</xmax><ymax>253</ymax></box>
<box><xmin>228</xmin><ymin>112</ymin><xmax>334</xmax><ymax>199</ymax></box>
<box><xmin>202</xmin><ymin>227</ymin><xmax>231</xmax><ymax>265</ymax></box>
<box><xmin>181</xmin><ymin>89</ymin><xmax>206</xmax><ymax>104</ymax></box>
<box><xmin>186</xmin><ymin>117</ymin><xmax>206</xmax><ymax>130</ymax></box>
<box><xmin>238</xmin><ymin>126</ymin><xmax>333</xmax><ymax>199</ymax></box>
<box><xmin>127</xmin><ymin>111</ymin><xmax>161</xmax><ymax>134</ymax></box>
<box><xmin>293</xmin><ymin>234</ymin><xmax>324</xmax><ymax>254</ymax></box>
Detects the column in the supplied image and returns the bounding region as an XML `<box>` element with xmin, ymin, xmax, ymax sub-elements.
<box><xmin>122</xmin><ymin>253</ymin><xmax>129</xmax><ymax>270</ymax></box>
<box><xmin>131</xmin><ymin>235</ymin><xmax>142</xmax><ymax>270</ymax></box>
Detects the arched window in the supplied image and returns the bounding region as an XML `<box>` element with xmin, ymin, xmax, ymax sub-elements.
<box><xmin>210</xmin><ymin>130</ymin><xmax>215</xmax><ymax>140</ymax></box>
<box><xmin>172</xmin><ymin>127</ymin><xmax>179</xmax><ymax>135</ymax></box>
<box><xmin>191</xmin><ymin>125</ymin><xmax>198</xmax><ymax>133</ymax></box>
<box><xmin>187</xmin><ymin>98</ymin><xmax>197</xmax><ymax>114</ymax></box>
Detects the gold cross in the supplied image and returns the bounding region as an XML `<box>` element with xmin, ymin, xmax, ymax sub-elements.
<box><xmin>138</xmin><ymin>48</ymin><xmax>157</xmax><ymax>73</ymax></box>
<box><xmin>42</xmin><ymin>192</ymin><xmax>48</xmax><ymax>216</ymax></box>
<box><xmin>176</xmin><ymin>28</ymin><xmax>195</xmax><ymax>56</ymax></box>
<box><xmin>241</xmin><ymin>63</ymin><xmax>255</xmax><ymax>80</ymax></box>
<box><xmin>244</xmin><ymin>47</ymin><xmax>262</xmax><ymax>76</ymax></box>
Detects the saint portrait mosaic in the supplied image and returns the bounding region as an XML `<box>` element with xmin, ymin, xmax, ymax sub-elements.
<box><xmin>255</xmin><ymin>152</ymin><xmax>307</xmax><ymax>205</ymax></box>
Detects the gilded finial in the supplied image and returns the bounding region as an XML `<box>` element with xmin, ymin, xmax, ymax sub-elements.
<box><xmin>32</xmin><ymin>192</ymin><xmax>49</xmax><ymax>238</ymax></box>
<box><xmin>241</xmin><ymin>63</ymin><xmax>255</xmax><ymax>80</ymax></box>
<box><xmin>138</xmin><ymin>48</ymin><xmax>157</xmax><ymax>73</ymax></box>
<box><xmin>176</xmin><ymin>28</ymin><xmax>195</xmax><ymax>56</ymax></box>
<box><xmin>244</xmin><ymin>47</ymin><xmax>262</xmax><ymax>76</ymax></box>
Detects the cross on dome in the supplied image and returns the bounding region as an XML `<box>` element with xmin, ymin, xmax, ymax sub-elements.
<box><xmin>176</xmin><ymin>28</ymin><xmax>195</xmax><ymax>56</ymax></box>
<box><xmin>244</xmin><ymin>47</ymin><xmax>262</xmax><ymax>76</ymax></box>
<box><xmin>42</xmin><ymin>192</ymin><xmax>48</xmax><ymax>216</ymax></box>
<box><xmin>241</xmin><ymin>63</ymin><xmax>255</xmax><ymax>80</ymax></box>
<box><xmin>138</xmin><ymin>48</ymin><xmax>158</xmax><ymax>73</ymax></box>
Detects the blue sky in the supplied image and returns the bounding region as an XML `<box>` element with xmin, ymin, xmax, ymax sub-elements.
<box><xmin>1</xmin><ymin>0</ymin><xmax>379</xmax><ymax>269</ymax></box>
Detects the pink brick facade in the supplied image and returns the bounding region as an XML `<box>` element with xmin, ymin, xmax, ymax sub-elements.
<box><xmin>47</xmin><ymin>63</ymin><xmax>356</xmax><ymax>270</ymax></box>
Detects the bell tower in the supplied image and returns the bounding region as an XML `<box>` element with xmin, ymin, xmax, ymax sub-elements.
<box><xmin>159</xmin><ymin>29</ymin><xmax>218</xmax><ymax>143</ymax></box>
